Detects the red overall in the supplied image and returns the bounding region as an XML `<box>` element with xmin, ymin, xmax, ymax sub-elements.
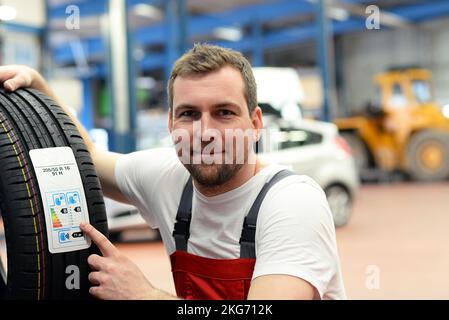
<box><xmin>169</xmin><ymin>170</ymin><xmax>293</xmax><ymax>300</ymax></box>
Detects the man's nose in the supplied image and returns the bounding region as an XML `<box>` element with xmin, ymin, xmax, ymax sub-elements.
<box><xmin>193</xmin><ymin>113</ymin><xmax>213</xmax><ymax>140</ymax></box>
<box><xmin>201</xmin><ymin>113</ymin><xmax>212</xmax><ymax>133</ymax></box>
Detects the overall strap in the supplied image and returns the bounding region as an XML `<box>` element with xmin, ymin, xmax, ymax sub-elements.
<box><xmin>239</xmin><ymin>170</ymin><xmax>295</xmax><ymax>258</ymax></box>
<box><xmin>172</xmin><ymin>176</ymin><xmax>193</xmax><ymax>251</ymax></box>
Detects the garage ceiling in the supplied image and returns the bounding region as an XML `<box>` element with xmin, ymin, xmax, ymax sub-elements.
<box><xmin>46</xmin><ymin>0</ymin><xmax>449</xmax><ymax>73</ymax></box>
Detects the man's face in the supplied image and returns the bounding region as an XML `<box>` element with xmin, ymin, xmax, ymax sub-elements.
<box><xmin>169</xmin><ymin>65</ymin><xmax>262</xmax><ymax>187</ymax></box>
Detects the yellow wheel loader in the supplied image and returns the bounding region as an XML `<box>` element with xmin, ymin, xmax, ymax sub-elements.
<box><xmin>335</xmin><ymin>67</ymin><xmax>449</xmax><ymax>181</ymax></box>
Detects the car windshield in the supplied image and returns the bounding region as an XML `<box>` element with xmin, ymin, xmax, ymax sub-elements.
<box><xmin>258</xmin><ymin>123</ymin><xmax>322</xmax><ymax>153</ymax></box>
<box><xmin>388</xmin><ymin>83</ymin><xmax>407</xmax><ymax>108</ymax></box>
<box><xmin>412</xmin><ymin>80</ymin><xmax>432</xmax><ymax>104</ymax></box>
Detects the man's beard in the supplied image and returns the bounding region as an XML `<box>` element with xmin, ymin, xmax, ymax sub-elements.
<box><xmin>184</xmin><ymin>163</ymin><xmax>243</xmax><ymax>187</ymax></box>
<box><xmin>175</xmin><ymin>134</ymin><xmax>253</xmax><ymax>187</ymax></box>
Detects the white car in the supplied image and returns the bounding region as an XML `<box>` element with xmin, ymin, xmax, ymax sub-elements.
<box><xmin>104</xmin><ymin>197</ymin><xmax>161</xmax><ymax>242</ymax></box>
<box><xmin>258</xmin><ymin>116</ymin><xmax>359</xmax><ymax>227</ymax></box>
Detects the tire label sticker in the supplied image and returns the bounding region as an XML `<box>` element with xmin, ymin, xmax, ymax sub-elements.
<box><xmin>29</xmin><ymin>147</ymin><xmax>91</xmax><ymax>254</ymax></box>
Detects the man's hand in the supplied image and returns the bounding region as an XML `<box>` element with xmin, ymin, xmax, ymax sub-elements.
<box><xmin>0</xmin><ymin>65</ymin><xmax>42</xmax><ymax>92</ymax></box>
<box><xmin>0</xmin><ymin>65</ymin><xmax>67</xmax><ymax>109</ymax></box>
<box><xmin>80</xmin><ymin>222</ymin><xmax>158</xmax><ymax>300</ymax></box>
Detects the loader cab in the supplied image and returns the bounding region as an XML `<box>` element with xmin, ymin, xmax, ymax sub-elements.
<box><xmin>411</xmin><ymin>78</ymin><xmax>432</xmax><ymax>105</ymax></box>
<box><xmin>376</xmin><ymin>67</ymin><xmax>434</xmax><ymax>110</ymax></box>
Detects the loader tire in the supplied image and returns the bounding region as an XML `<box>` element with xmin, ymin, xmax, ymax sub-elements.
<box><xmin>341</xmin><ymin>132</ymin><xmax>370</xmax><ymax>173</ymax></box>
<box><xmin>407</xmin><ymin>130</ymin><xmax>449</xmax><ymax>181</ymax></box>
<box><xmin>0</xmin><ymin>88</ymin><xmax>108</xmax><ymax>300</ymax></box>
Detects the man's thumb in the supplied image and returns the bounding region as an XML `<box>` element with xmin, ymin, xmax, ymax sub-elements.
<box><xmin>4</xmin><ymin>79</ymin><xmax>16</xmax><ymax>91</ymax></box>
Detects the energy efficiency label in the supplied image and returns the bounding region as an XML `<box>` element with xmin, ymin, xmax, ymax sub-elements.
<box><xmin>29</xmin><ymin>147</ymin><xmax>91</xmax><ymax>254</ymax></box>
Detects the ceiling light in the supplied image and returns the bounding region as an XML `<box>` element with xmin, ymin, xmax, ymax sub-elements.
<box><xmin>134</xmin><ymin>4</ymin><xmax>163</xmax><ymax>19</ymax></box>
<box><xmin>328</xmin><ymin>7</ymin><xmax>349</xmax><ymax>21</ymax></box>
<box><xmin>213</xmin><ymin>26</ymin><xmax>242</xmax><ymax>42</ymax></box>
<box><xmin>0</xmin><ymin>5</ymin><xmax>16</xmax><ymax>21</ymax></box>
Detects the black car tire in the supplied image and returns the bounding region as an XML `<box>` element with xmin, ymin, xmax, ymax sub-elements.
<box><xmin>0</xmin><ymin>88</ymin><xmax>108</xmax><ymax>300</ymax></box>
<box><xmin>324</xmin><ymin>184</ymin><xmax>352</xmax><ymax>228</ymax></box>
<box><xmin>340</xmin><ymin>132</ymin><xmax>370</xmax><ymax>174</ymax></box>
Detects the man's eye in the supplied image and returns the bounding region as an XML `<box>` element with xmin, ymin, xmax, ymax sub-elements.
<box><xmin>218</xmin><ymin>110</ymin><xmax>235</xmax><ymax>117</ymax></box>
<box><xmin>180</xmin><ymin>111</ymin><xmax>196</xmax><ymax>118</ymax></box>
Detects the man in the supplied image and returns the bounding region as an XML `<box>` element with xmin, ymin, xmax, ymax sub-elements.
<box><xmin>0</xmin><ymin>44</ymin><xmax>346</xmax><ymax>300</ymax></box>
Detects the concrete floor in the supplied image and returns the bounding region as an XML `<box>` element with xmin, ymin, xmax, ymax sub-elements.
<box><xmin>116</xmin><ymin>181</ymin><xmax>449</xmax><ymax>300</ymax></box>
<box><xmin>336</xmin><ymin>182</ymin><xmax>449</xmax><ymax>299</ymax></box>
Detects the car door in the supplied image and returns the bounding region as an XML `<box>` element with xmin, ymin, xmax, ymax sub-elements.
<box><xmin>259</xmin><ymin>124</ymin><xmax>324</xmax><ymax>176</ymax></box>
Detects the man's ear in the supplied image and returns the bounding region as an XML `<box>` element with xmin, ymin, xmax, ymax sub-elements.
<box><xmin>251</xmin><ymin>106</ymin><xmax>263</xmax><ymax>141</ymax></box>
<box><xmin>168</xmin><ymin>110</ymin><xmax>173</xmax><ymax>133</ymax></box>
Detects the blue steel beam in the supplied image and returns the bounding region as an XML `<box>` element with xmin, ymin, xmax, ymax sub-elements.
<box><xmin>48</xmin><ymin>0</ymin><xmax>163</xmax><ymax>19</ymax></box>
<box><xmin>251</xmin><ymin>18</ymin><xmax>264</xmax><ymax>67</ymax></box>
<box><xmin>133</xmin><ymin>24</ymin><xmax>165</xmax><ymax>46</ymax></box>
<box><xmin>177</xmin><ymin>0</ymin><xmax>189</xmax><ymax>54</ymax></box>
<box><xmin>211</xmin><ymin>18</ymin><xmax>365</xmax><ymax>53</ymax></box>
<box><xmin>188</xmin><ymin>0</ymin><xmax>314</xmax><ymax>33</ymax></box>
<box><xmin>390</xmin><ymin>1</ymin><xmax>449</xmax><ymax>21</ymax></box>
<box><xmin>208</xmin><ymin>1</ymin><xmax>449</xmax><ymax>53</ymax></box>
<box><xmin>49</xmin><ymin>0</ymin><xmax>312</xmax><ymax>23</ymax></box>
<box><xmin>52</xmin><ymin>0</ymin><xmax>314</xmax><ymax>62</ymax></box>
<box><xmin>164</xmin><ymin>0</ymin><xmax>176</xmax><ymax>82</ymax></box>
<box><xmin>140</xmin><ymin>53</ymin><xmax>166</xmax><ymax>70</ymax></box>
<box><xmin>2</xmin><ymin>22</ymin><xmax>43</xmax><ymax>35</ymax></box>
<box><xmin>317</xmin><ymin>0</ymin><xmax>332</xmax><ymax>122</ymax></box>
<box><xmin>54</xmin><ymin>37</ymin><xmax>106</xmax><ymax>64</ymax></box>
<box><xmin>81</xmin><ymin>78</ymin><xmax>94</xmax><ymax>130</ymax></box>
<box><xmin>55</xmin><ymin>17</ymin><xmax>369</xmax><ymax>77</ymax></box>
<box><xmin>48</xmin><ymin>0</ymin><xmax>107</xmax><ymax>19</ymax></box>
<box><xmin>79</xmin><ymin>52</ymin><xmax>173</xmax><ymax>78</ymax></box>
<box><xmin>164</xmin><ymin>0</ymin><xmax>188</xmax><ymax>105</ymax></box>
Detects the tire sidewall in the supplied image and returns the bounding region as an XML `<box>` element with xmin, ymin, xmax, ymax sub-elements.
<box><xmin>325</xmin><ymin>184</ymin><xmax>352</xmax><ymax>228</ymax></box>
<box><xmin>407</xmin><ymin>130</ymin><xmax>449</xmax><ymax>181</ymax></box>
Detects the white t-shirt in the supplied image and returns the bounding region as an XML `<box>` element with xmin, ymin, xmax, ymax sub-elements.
<box><xmin>115</xmin><ymin>147</ymin><xmax>346</xmax><ymax>300</ymax></box>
